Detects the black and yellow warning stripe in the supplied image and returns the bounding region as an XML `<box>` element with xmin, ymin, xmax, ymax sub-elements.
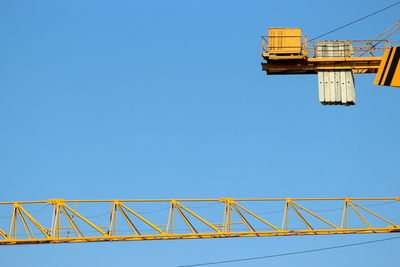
<box><xmin>374</xmin><ymin>46</ymin><xmax>400</xmax><ymax>87</ymax></box>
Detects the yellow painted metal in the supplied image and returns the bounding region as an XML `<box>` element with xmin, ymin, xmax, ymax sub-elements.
<box><xmin>266</xmin><ymin>28</ymin><xmax>306</xmax><ymax>59</ymax></box>
<box><xmin>262</xmin><ymin>58</ymin><xmax>382</xmax><ymax>75</ymax></box>
<box><xmin>233</xmin><ymin>202</ymin><xmax>279</xmax><ymax>231</ymax></box>
<box><xmin>0</xmin><ymin>197</ymin><xmax>398</xmax><ymax>245</ymax></box>
<box><xmin>17</xmin><ymin>204</ymin><xmax>50</xmax><ymax>238</ymax></box>
<box><xmin>62</xmin><ymin>203</ymin><xmax>110</xmax><ymax>237</ymax></box>
<box><xmin>357</xmin><ymin>21</ymin><xmax>400</xmax><ymax>57</ymax></box>
<box><xmin>261</xmin><ymin>22</ymin><xmax>400</xmax><ymax>76</ymax></box>
<box><xmin>117</xmin><ymin>202</ymin><xmax>166</xmax><ymax>235</ymax></box>
<box><xmin>290</xmin><ymin>201</ymin><xmax>338</xmax><ymax>229</ymax></box>
<box><xmin>374</xmin><ymin>46</ymin><xmax>400</xmax><ymax>87</ymax></box>
<box><xmin>176</xmin><ymin>202</ymin><xmax>221</xmax><ymax>233</ymax></box>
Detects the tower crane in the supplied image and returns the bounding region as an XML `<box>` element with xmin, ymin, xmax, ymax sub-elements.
<box><xmin>0</xmin><ymin>197</ymin><xmax>398</xmax><ymax>245</ymax></box>
<box><xmin>2</xmin><ymin>22</ymin><xmax>400</xmax><ymax>248</ymax></box>
<box><xmin>261</xmin><ymin>21</ymin><xmax>400</xmax><ymax>105</ymax></box>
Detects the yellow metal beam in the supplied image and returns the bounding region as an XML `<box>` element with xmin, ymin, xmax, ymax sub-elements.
<box><xmin>0</xmin><ymin>197</ymin><xmax>398</xmax><ymax>245</ymax></box>
<box><xmin>261</xmin><ymin>57</ymin><xmax>382</xmax><ymax>75</ymax></box>
<box><xmin>374</xmin><ymin>46</ymin><xmax>400</xmax><ymax>86</ymax></box>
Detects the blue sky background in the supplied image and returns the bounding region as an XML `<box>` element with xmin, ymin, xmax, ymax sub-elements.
<box><xmin>0</xmin><ymin>0</ymin><xmax>399</xmax><ymax>266</ymax></box>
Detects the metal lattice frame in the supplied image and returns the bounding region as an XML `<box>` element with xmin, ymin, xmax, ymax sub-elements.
<box><xmin>0</xmin><ymin>197</ymin><xmax>399</xmax><ymax>245</ymax></box>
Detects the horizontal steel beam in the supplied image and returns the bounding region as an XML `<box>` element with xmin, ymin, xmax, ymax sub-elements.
<box><xmin>1</xmin><ymin>228</ymin><xmax>398</xmax><ymax>245</ymax></box>
<box><xmin>261</xmin><ymin>57</ymin><xmax>382</xmax><ymax>75</ymax></box>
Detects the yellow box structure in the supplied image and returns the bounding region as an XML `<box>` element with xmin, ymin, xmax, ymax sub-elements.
<box><xmin>267</xmin><ymin>28</ymin><xmax>303</xmax><ymax>57</ymax></box>
<box><xmin>374</xmin><ymin>46</ymin><xmax>400</xmax><ymax>87</ymax></box>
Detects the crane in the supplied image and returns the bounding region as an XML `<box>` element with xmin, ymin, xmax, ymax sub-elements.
<box><xmin>0</xmin><ymin>197</ymin><xmax>398</xmax><ymax>245</ymax></box>
<box><xmin>261</xmin><ymin>21</ymin><xmax>400</xmax><ymax>105</ymax></box>
<box><xmin>2</xmin><ymin>20</ymin><xmax>400</xmax><ymax>249</ymax></box>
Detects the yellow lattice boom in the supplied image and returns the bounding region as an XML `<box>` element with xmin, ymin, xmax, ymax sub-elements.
<box><xmin>0</xmin><ymin>197</ymin><xmax>399</xmax><ymax>245</ymax></box>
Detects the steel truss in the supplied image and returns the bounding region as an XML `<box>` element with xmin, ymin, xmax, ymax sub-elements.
<box><xmin>0</xmin><ymin>197</ymin><xmax>399</xmax><ymax>245</ymax></box>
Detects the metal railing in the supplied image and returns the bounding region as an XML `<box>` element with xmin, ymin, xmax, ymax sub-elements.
<box><xmin>262</xmin><ymin>36</ymin><xmax>399</xmax><ymax>58</ymax></box>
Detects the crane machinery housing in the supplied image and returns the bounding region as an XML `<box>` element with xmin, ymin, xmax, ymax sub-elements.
<box><xmin>261</xmin><ymin>21</ymin><xmax>400</xmax><ymax>105</ymax></box>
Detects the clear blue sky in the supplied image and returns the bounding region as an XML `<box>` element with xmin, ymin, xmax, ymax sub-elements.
<box><xmin>0</xmin><ymin>0</ymin><xmax>399</xmax><ymax>266</ymax></box>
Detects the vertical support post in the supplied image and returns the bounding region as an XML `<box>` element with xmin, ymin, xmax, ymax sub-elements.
<box><xmin>341</xmin><ymin>199</ymin><xmax>349</xmax><ymax>229</ymax></box>
<box><xmin>51</xmin><ymin>202</ymin><xmax>61</xmax><ymax>238</ymax></box>
<box><xmin>166</xmin><ymin>200</ymin><xmax>175</xmax><ymax>234</ymax></box>
<box><xmin>8</xmin><ymin>204</ymin><xmax>18</xmax><ymax>239</ymax></box>
<box><xmin>109</xmin><ymin>202</ymin><xmax>117</xmax><ymax>236</ymax></box>
<box><xmin>281</xmin><ymin>200</ymin><xmax>290</xmax><ymax>231</ymax></box>
<box><xmin>222</xmin><ymin>200</ymin><xmax>232</xmax><ymax>232</ymax></box>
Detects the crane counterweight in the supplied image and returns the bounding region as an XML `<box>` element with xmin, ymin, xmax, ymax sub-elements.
<box><xmin>261</xmin><ymin>22</ymin><xmax>400</xmax><ymax>105</ymax></box>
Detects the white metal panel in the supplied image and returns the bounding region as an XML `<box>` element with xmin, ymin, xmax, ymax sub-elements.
<box><xmin>318</xmin><ymin>72</ymin><xmax>325</xmax><ymax>103</ymax></box>
<box><xmin>339</xmin><ymin>70</ymin><xmax>347</xmax><ymax>104</ymax></box>
<box><xmin>346</xmin><ymin>70</ymin><xmax>356</xmax><ymax>103</ymax></box>
<box><xmin>316</xmin><ymin>41</ymin><xmax>356</xmax><ymax>105</ymax></box>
